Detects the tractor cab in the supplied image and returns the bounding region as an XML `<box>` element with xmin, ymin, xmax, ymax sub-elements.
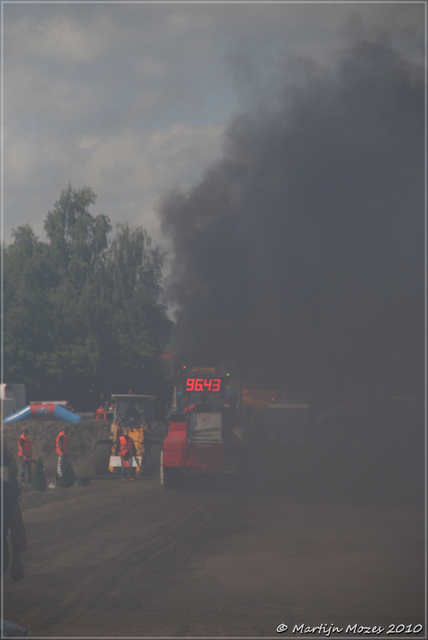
<box><xmin>112</xmin><ymin>394</ymin><xmax>155</xmax><ymax>430</ymax></box>
<box><xmin>94</xmin><ymin>393</ymin><xmax>157</xmax><ymax>476</ymax></box>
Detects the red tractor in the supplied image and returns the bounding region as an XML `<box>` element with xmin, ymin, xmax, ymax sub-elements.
<box><xmin>160</xmin><ymin>369</ymin><xmax>244</xmax><ymax>489</ymax></box>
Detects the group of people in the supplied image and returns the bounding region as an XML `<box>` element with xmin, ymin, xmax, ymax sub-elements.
<box><xmin>17</xmin><ymin>425</ymin><xmax>75</xmax><ymax>489</ymax></box>
<box><xmin>18</xmin><ymin>420</ymin><xmax>142</xmax><ymax>487</ymax></box>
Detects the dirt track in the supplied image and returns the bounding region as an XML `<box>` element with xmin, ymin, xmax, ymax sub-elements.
<box><xmin>2</xmin><ymin>417</ymin><xmax>426</xmax><ymax>638</ymax></box>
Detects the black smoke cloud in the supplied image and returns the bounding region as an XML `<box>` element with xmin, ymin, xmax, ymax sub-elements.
<box><xmin>158</xmin><ymin>40</ymin><xmax>424</xmax><ymax>395</ymax></box>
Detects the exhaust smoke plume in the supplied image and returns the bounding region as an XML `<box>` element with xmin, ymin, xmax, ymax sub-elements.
<box><xmin>158</xmin><ymin>40</ymin><xmax>424</xmax><ymax>395</ymax></box>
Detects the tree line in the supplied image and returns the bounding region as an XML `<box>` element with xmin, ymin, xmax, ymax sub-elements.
<box><xmin>3</xmin><ymin>185</ymin><xmax>173</xmax><ymax>411</ymax></box>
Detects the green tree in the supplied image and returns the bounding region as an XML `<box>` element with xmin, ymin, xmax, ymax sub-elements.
<box><xmin>3</xmin><ymin>224</ymin><xmax>58</xmax><ymax>398</ymax></box>
<box><xmin>3</xmin><ymin>186</ymin><xmax>173</xmax><ymax>410</ymax></box>
<box><xmin>92</xmin><ymin>223</ymin><xmax>172</xmax><ymax>397</ymax></box>
<box><xmin>44</xmin><ymin>184</ymin><xmax>111</xmax><ymax>280</ymax></box>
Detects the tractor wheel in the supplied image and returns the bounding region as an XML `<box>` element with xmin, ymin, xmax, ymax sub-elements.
<box><xmin>94</xmin><ymin>443</ymin><xmax>112</xmax><ymax>476</ymax></box>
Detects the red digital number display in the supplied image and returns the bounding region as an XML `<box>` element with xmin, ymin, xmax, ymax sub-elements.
<box><xmin>185</xmin><ymin>378</ymin><xmax>222</xmax><ymax>392</ymax></box>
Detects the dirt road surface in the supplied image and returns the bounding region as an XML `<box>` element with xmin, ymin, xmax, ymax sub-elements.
<box><xmin>2</xmin><ymin>416</ymin><xmax>425</xmax><ymax>638</ymax></box>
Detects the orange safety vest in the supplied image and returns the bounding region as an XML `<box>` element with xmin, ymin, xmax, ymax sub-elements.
<box><xmin>119</xmin><ymin>435</ymin><xmax>134</xmax><ymax>457</ymax></box>
<box><xmin>56</xmin><ymin>432</ymin><xmax>69</xmax><ymax>455</ymax></box>
<box><xmin>17</xmin><ymin>435</ymin><xmax>33</xmax><ymax>459</ymax></box>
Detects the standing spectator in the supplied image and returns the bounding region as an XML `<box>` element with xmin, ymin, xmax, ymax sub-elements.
<box><xmin>17</xmin><ymin>427</ymin><xmax>33</xmax><ymax>486</ymax></box>
<box><xmin>118</xmin><ymin>428</ymin><xmax>136</xmax><ymax>482</ymax></box>
<box><xmin>56</xmin><ymin>426</ymin><xmax>75</xmax><ymax>488</ymax></box>
<box><xmin>1</xmin><ymin>446</ymin><xmax>31</xmax><ymax>637</ymax></box>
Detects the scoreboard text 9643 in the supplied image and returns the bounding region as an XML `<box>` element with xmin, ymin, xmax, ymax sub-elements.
<box><xmin>185</xmin><ymin>377</ymin><xmax>222</xmax><ymax>393</ymax></box>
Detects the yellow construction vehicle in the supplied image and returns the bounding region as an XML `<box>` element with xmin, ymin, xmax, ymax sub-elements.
<box><xmin>94</xmin><ymin>394</ymin><xmax>157</xmax><ymax>476</ymax></box>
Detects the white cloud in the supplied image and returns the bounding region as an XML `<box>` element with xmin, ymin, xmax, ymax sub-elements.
<box><xmin>4</xmin><ymin>117</ymin><xmax>225</xmax><ymax>249</ymax></box>
<box><xmin>5</xmin><ymin>12</ymin><xmax>112</xmax><ymax>63</ymax></box>
<box><xmin>78</xmin><ymin>136</ymin><xmax>100</xmax><ymax>151</ymax></box>
<box><xmin>2</xmin><ymin>1</ymin><xmax>423</xmax><ymax>252</ymax></box>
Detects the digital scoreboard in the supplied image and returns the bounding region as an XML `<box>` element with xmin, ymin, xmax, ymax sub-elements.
<box><xmin>185</xmin><ymin>377</ymin><xmax>223</xmax><ymax>393</ymax></box>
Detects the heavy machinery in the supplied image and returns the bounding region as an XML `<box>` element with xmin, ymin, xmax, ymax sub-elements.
<box><xmin>161</xmin><ymin>368</ymin><xmax>244</xmax><ymax>488</ymax></box>
<box><xmin>94</xmin><ymin>394</ymin><xmax>157</xmax><ymax>476</ymax></box>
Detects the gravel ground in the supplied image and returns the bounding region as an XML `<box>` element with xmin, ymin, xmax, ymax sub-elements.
<box><xmin>2</xmin><ymin>411</ymin><xmax>425</xmax><ymax>638</ymax></box>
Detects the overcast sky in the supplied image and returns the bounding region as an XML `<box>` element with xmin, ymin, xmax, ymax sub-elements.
<box><xmin>2</xmin><ymin>1</ymin><xmax>424</xmax><ymax>260</ymax></box>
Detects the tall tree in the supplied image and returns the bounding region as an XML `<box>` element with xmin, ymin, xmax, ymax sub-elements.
<box><xmin>3</xmin><ymin>186</ymin><xmax>172</xmax><ymax>410</ymax></box>
<box><xmin>44</xmin><ymin>184</ymin><xmax>111</xmax><ymax>280</ymax></box>
<box><xmin>3</xmin><ymin>224</ymin><xmax>58</xmax><ymax>397</ymax></box>
<box><xmin>100</xmin><ymin>224</ymin><xmax>172</xmax><ymax>396</ymax></box>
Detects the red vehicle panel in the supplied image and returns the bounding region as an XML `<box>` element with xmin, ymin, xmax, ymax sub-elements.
<box><xmin>186</xmin><ymin>442</ymin><xmax>225</xmax><ymax>472</ymax></box>
<box><xmin>162</xmin><ymin>419</ymin><xmax>187</xmax><ymax>466</ymax></box>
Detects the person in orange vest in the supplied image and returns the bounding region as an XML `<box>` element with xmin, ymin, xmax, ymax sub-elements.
<box><xmin>56</xmin><ymin>426</ymin><xmax>75</xmax><ymax>488</ymax></box>
<box><xmin>17</xmin><ymin>427</ymin><xmax>34</xmax><ymax>486</ymax></box>
<box><xmin>118</xmin><ymin>428</ymin><xmax>136</xmax><ymax>482</ymax></box>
